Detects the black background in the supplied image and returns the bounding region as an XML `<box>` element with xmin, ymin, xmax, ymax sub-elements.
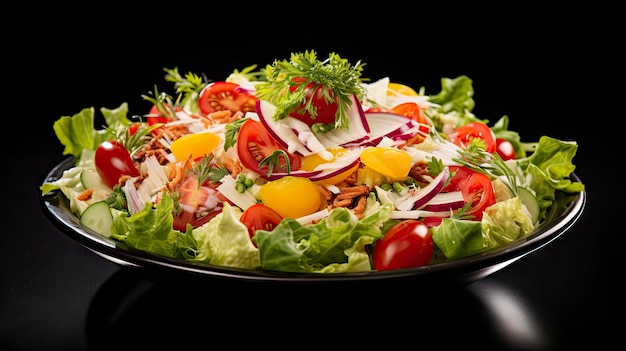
<box><xmin>2</xmin><ymin>12</ymin><xmax>622</xmax><ymax>350</ymax></box>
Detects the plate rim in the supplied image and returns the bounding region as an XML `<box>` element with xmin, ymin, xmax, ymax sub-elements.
<box><xmin>40</xmin><ymin>156</ymin><xmax>587</xmax><ymax>284</ymax></box>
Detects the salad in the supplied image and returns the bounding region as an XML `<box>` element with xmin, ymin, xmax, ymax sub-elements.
<box><xmin>40</xmin><ymin>50</ymin><xmax>585</xmax><ymax>274</ymax></box>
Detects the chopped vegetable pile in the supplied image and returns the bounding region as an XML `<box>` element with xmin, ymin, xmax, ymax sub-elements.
<box><xmin>40</xmin><ymin>50</ymin><xmax>585</xmax><ymax>273</ymax></box>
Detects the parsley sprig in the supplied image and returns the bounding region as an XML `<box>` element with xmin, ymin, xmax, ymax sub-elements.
<box><xmin>254</xmin><ymin>50</ymin><xmax>367</xmax><ymax>132</ymax></box>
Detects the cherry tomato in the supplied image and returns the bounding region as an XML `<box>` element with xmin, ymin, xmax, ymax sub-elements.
<box><xmin>171</xmin><ymin>175</ymin><xmax>226</xmax><ymax>231</ymax></box>
<box><xmin>460</xmin><ymin>172</ymin><xmax>496</xmax><ymax>221</ymax></box>
<box><xmin>441</xmin><ymin>165</ymin><xmax>496</xmax><ymax>221</ymax></box>
<box><xmin>448</xmin><ymin>122</ymin><xmax>496</xmax><ymax>153</ymax></box>
<box><xmin>94</xmin><ymin>140</ymin><xmax>140</xmax><ymax>189</ymax></box>
<box><xmin>390</xmin><ymin>102</ymin><xmax>429</xmax><ymax>133</ymax></box>
<box><xmin>198</xmin><ymin>81</ymin><xmax>257</xmax><ymax>117</ymax></box>
<box><xmin>236</xmin><ymin>119</ymin><xmax>302</xmax><ymax>178</ymax></box>
<box><xmin>128</xmin><ymin>122</ymin><xmax>141</xmax><ymax>136</ymax></box>
<box><xmin>441</xmin><ymin>165</ymin><xmax>475</xmax><ymax>192</ymax></box>
<box><xmin>240</xmin><ymin>204</ymin><xmax>284</xmax><ymax>247</ymax></box>
<box><xmin>145</xmin><ymin>104</ymin><xmax>177</xmax><ymax>136</ymax></box>
<box><xmin>372</xmin><ymin>219</ymin><xmax>434</xmax><ymax>270</ymax></box>
<box><xmin>288</xmin><ymin>78</ymin><xmax>339</xmax><ymax>128</ymax></box>
<box><xmin>147</xmin><ymin>104</ymin><xmax>176</xmax><ymax>125</ymax></box>
<box><xmin>495</xmin><ymin>138</ymin><xmax>516</xmax><ymax>160</ymax></box>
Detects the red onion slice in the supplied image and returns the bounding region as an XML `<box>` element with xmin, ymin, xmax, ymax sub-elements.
<box><xmin>422</xmin><ymin>191</ymin><xmax>465</xmax><ymax>212</ymax></box>
<box><xmin>379</xmin><ymin>167</ymin><xmax>450</xmax><ymax>211</ymax></box>
<box><xmin>256</xmin><ymin>100</ymin><xmax>333</xmax><ymax>160</ymax></box>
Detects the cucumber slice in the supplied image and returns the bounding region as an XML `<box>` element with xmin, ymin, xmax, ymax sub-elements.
<box><xmin>80</xmin><ymin>169</ymin><xmax>111</xmax><ymax>192</ymax></box>
<box><xmin>517</xmin><ymin>186</ymin><xmax>539</xmax><ymax>225</ymax></box>
<box><xmin>80</xmin><ymin>201</ymin><xmax>113</xmax><ymax>237</ymax></box>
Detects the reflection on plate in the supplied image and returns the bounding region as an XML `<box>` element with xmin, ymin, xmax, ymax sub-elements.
<box><xmin>40</xmin><ymin>157</ymin><xmax>586</xmax><ymax>286</ymax></box>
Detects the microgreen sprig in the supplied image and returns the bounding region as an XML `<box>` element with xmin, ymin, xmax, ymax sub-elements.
<box><xmin>258</xmin><ymin>150</ymin><xmax>292</xmax><ymax>177</ymax></box>
<box><xmin>452</xmin><ymin>139</ymin><xmax>519</xmax><ymax>195</ymax></box>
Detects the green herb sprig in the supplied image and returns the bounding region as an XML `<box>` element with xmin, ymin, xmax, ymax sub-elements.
<box><xmin>254</xmin><ymin>50</ymin><xmax>367</xmax><ymax>131</ymax></box>
<box><xmin>453</xmin><ymin>139</ymin><xmax>519</xmax><ymax>195</ymax></box>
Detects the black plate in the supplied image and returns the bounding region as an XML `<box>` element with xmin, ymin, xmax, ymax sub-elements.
<box><xmin>40</xmin><ymin>156</ymin><xmax>586</xmax><ymax>287</ymax></box>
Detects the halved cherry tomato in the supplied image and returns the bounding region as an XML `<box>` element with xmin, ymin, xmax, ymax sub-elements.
<box><xmin>441</xmin><ymin>165</ymin><xmax>496</xmax><ymax>221</ymax></box>
<box><xmin>171</xmin><ymin>175</ymin><xmax>226</xmax><ymax>231</ymax></box>
<box><xmin>198</xmin><ymin>81</ymin><xmax>257</xmax><ymax>117</ymax></box>
<box><xmin>288</xmin><ymin>78</ymin><xmax>339</xmax><ymax>128</ymax></box>
<box><xmin>240</xmin><ymin>204</ymin><xmax>284</xmax><ymax>247</ymax></box>
<box><xmin>495</xmin><ymin>138</ymin><xmax>516</xmax><ymax>160</ymax></box>
<box><xmin>390</xmin><ymin>102</ymin><xmax>429</xmax><ymax>133</ymax></box>
<box><xmin>448</xmin><ymin>122</ymin><xmax>496</xmax><ymax>153</ymax></box>
<box><xmin>459</xmin><ymin>172</ymin><xmax>496</xmax><ymax>221</ymax></box>
<box><xmin>236</xmin><ymin>119</ymin><xmax>302</xmax><ymax>178</ymax></box>
<box><xmin>372</xmin><ymin>219</ymin><xmax>434</xmax><ymax>270</ymax></box>
<box><xmin>94</xmin><ymin>140</ymin><xmax>140</xmax><ymax>189</ymax></box>
<box><xmin>441</xmin><ymin>165</ymin><xmax>475</xmax><ymax>192</ymax></box>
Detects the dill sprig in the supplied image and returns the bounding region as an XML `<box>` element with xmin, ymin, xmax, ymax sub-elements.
<box><xmin>107</xmin><ymin>121</ymin><xmax>157</xmax><ymax>156</ymax></box>
<box><xmin>452</xmin><ymin>138</ymin><xmax>519</xmax><ymax>195</ymax></box>
<box><xmin>141</xmin><ymin>86</ymin><xmax>180</xmax><ymax>121</ymax></box>
<box><xmin>254</xmin><ymin>50</ymin><xmax>367</xmax><ymax>131</ymax></box>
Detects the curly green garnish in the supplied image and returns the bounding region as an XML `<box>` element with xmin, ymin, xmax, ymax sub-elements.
<box><xmin>254</xmin><ymin>50</ymin><xmax>367</xmax><ymax>131</ymax></box>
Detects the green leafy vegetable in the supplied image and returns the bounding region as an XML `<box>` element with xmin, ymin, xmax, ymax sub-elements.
<box><xmin>254</xmin><ymin>50</ymin><xmax>367</xmax><ymax>130</ymax></box>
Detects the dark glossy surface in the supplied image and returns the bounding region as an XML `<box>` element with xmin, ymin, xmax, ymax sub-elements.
<box><xmin>3</xmin><ymin>23</ymin><xmax>621</xmax><ymax>350</ymax></box>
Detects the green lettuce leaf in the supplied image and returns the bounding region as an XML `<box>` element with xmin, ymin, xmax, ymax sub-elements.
<box><xmin>254</xmin><ymin>205</ymin><xmax>390</xmax><ymax>273</ymax></box>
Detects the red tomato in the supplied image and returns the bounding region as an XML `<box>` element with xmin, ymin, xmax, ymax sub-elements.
<box><xmin>372</xmin><ymin>220</ymin><xmax>434</xmax><ymax>270</ymax></box>
<box><xmin>128</xmin><ymin>122</ymin><xmax>141</xmax><ymax>136</ymax></box>
<box><xmin>421</xmin><ymin>216</ymin><xmax>443</xmax><ymax>227</ymax></box>
<box><xmin>236</xmin><ymin>119</ymin><xmax>302</xmax><ymax>177</ymax></box>
<box><xmin>240</xmin><ymin>204</ymin><xmax>284</xmax><ymax>247</ymax></box>
<box><xmin>441</xmin><ymin>165</ymin><xmax>475</xmax><ymax>192</ymax></box>
<box><xmin>390</xmin><ymin>102</ymin><xmax>429</xmax><ymax>133</ymax></box>
<box><xmin>288</xmin><ymin>78</ymin><xmax>339</xmax><ymax>127</ymax></box>
<box><xmin>94</xmin><ymin>140</ymin><xmax>140</xmax><ymax>189</ymax></box>
<box><xmin>495</xmin><ymin>138</ymin><xmax>516</xmax><ymax>160</ymax></box>
<box><xmin>460</xmin><ymin>172</ymin><xmax>496</xmax><ymax>221</ymax></box>
<box><xmin>448</xmin><ymin>122</ymin><xmax>496</xmax><ymax>153</ymax></box>
<box><xmin>171</xmin><ymin>176</ymin><xmax>226</xmax><ymax>231</ymax></box>
<box><xmin>147</xmin><ymin>104</ymin><xmax>176</xmax><ymax>125</ymax></box>
<box><xmin>441</xmin><ymin>165</ymin><xmax>496</xmax><ymax>221</ymax></box>
<box><xmin>145</xmin><ymin>104</ymin><xmax>177</xmax><ymax>136</ymax></box>
<box><xmin>198</xmin><ymin>81</ymin><xmax>257</xmax><ymax>117</ymax></box>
